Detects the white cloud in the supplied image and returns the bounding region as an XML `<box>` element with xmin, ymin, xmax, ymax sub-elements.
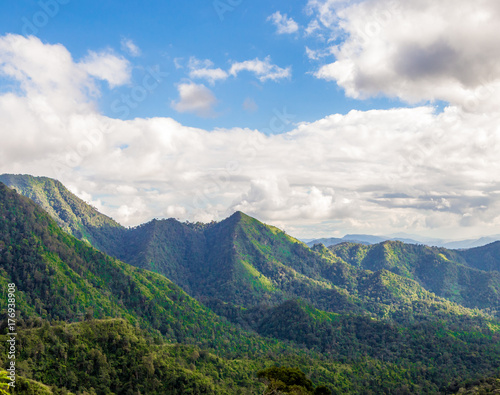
<box><xmin>171</xmin><ymin>82</ymin><xmax>218</xmax><ymax>117</ymax></box>
<box><xmin>305</xmin><ymin>46</ymin><xmax>332</xmax><ymax>60</ymax></box>
<box><xmin>80</xmin><ymin>50</ymin><xmax>131</xmax><ymax>88</ymax></box>
<box><xmin>3</xmin><ymin>34</ymin><xmax>500</xmax><ymax>239</ymax></box>
<box><xmin>120</xmin><ymin>38</ymin><xmax>141</xmax><ymax>57</ymax></box>
<box><xmin>166</xmin><ymin>205</ymin><xmax>187</xmax><ymax>218</ymax></box>
<box><xmin>187</xmin><ymin>57</ymin><xmax>228</xmax><ymax>85</ymax></box>
<box><xmin>308</xmin><ymin>0</ymin><xmax>500</xmax><ymax>111</ymax></box>
<box><xmin>305</xmin><ymin>19</ymin><xmax>322</xmax><ymax>36</ymax></box>
<box><xmin>184</xmin><ymin>56</ymin><xmax>291</xmax><ymax>84</ymax></box>
<box><xmin>267</xmin><ymin>11</ymin><xmax>299</xmax><ymax>34</ymax></box>
<box><xmin>229</xmin><ymin>56</ymin><xmax>291</xmax><ymax>82</ymax></box>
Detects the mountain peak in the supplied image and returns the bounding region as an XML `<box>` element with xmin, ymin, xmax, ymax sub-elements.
<box><xmin>229</xmin><ymin>210</ymin><xmax>253</xmax><ymax>221</ymax></box>
<box><xmin>0</xmin><ymin>173</ymin><xmax>124</xmax><ymax>253</ymax></box>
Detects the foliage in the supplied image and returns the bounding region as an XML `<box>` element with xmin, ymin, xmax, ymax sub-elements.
<box><xmin>328</xmin><ymin>241</ymin><xmax>500</xmax><ymax>315</ymax></box>
<box><xmin>0</xmin><ymin>371</ymin><xmax>9</xmax><ymax>395</ymax></box>
<box><xmin>447</xmin><ymin>371</ymin><xmax>500</xmax><ymax>394</ymax></box>
<box><xmin>0</xmin><ymin>174</ymin><xmax>125</xmax><ymax>254</ymax></box>
<box><xmin>1</xmin><ymin>319</ymin><xmax>265</xmax><ymax>394</ymax></box>
<box><xmin>0</xmin><ymin>183</ymin><xmax>296</xmax><ymax>357</ymax></box>
<box><xmin>4</xmin><ymin>177</ymin><xmax>500</xmax><ymax>394</ymax></box>
<box><xmin>257</xmin><ymin>366</ymin><xmax>315</xmax><ymax>394</ymax></box>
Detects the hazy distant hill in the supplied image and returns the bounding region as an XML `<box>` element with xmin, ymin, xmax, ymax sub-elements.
<box><xmin>307</xmin><ymin>234</ymin><xmax>423</xmax><ymax>248</ymax></box>
<box><xmin>307</xmin><ymin>233</ymin><xmax>500</xmax><ymax>250</ymax></box>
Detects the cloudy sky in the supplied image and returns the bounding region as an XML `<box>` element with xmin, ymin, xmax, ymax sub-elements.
<box><xmin>1</xmin><ymin>0</ymin><xmax>500</xmax><ymax>240</ymax></box>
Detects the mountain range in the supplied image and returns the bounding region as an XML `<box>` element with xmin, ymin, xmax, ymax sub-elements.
<box><xmin>306</xmin><ymin>233</ymin><xmax>500</xmax><ymax>250</ymax></box>
<box><xmin>2</xmin><ymin>174</ymin><xmax>500</xmax><ymax>394</ymax></box>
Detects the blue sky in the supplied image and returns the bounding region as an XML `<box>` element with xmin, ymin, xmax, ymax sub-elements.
<box><xmin>0</xmin><ymin>0</ymin><xmax>406</xmax><ymax>131</ymax></box>
<box><xmin>1</xmin><ymin>0</ymin><xmax>500</xmax><ymax>240</ymax></box>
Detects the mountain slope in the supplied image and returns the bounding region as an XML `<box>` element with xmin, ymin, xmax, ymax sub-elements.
<box><xmin>459</xmin><ymin>241</ymin><xmax>500</xmax><ymax>272</ymax></box>
<box><xmin>116</xmin><ymin>211</ymin><xmax>484</xmax><ymax>324</ymax></box>
<box><xmin>0</xmin><ymin>174</ymin><xmax>125</xmax><ymax>254</ymax></box>
<box><xmin>0</xmin><ymin>182</ymin><xmax>291</xmax><ymax>354</ymax></box>
<box><xmin>4</xmin><ymin>179</ymin><xmax>500</xmax><ymax>393</ymax></box>
<box><xmin>4</xmin><ymin>175</ymin><xmax>498</xmax><ymax>325</ymax></box>
<box><xmin>1</xmin><ymin>319</ymin><xmax>267</xmax><ymax>395</ymax></box>
<box><xmin>329</xmin><ymin>241</ymin><xmax>500</xmax><ymax>314</ymax></box>
<box><xmin>107</xmin><ymin>211</ymin><xmax>362</xmax><ymax>312</ymax></box>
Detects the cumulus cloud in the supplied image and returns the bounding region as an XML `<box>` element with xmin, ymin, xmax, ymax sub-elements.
<box><xmin>0</xmin><ymin>34</ymin><xmax>129</xmax><ymax>167</ymax></box>
<box><xmin>308</xmin><ymin>0</ymin><xmax>500</xmax><ymax>111</ymax></box>
<box><xmin>120</xmin><ymin>38</ymin><xmax>141</xmax><ymax>57</ymax></box>
<box><xmin>79</xmin><ymin>50</ymin><xmax>131</xmax><ymax>88</ymax></box>
<box><xmin>187</xmin><ymin>57</ymin><xmax>228</xmax><ymax>85</ymax></box>
<box><xmin>184</xmin><ymin>56</ymin><xmax>292</xmax><ymax>84</ymax></box>
<box><xmin>171</xmin><ymin>82</ymin><xmax>218</xmax><ymax>117</ymax></box>
<box><xmin>229</xmin><ymin>56</ymin><xmax>291</xmax><ymax>82</ymax></box>
<box><xmin>2</xmin><ymin>34</ymin><xmax>500</xmax><ymax>239</ymax></box>
<box><xmin>267</xmin><ymin>11</ymin><xmax>299</xmax><ymax>34</ymax></box>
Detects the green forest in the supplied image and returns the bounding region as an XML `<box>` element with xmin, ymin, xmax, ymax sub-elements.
<box><xmin>1</xmin><ymin>175</ymin><xmax>500</xmax><ymax>394</ymax></box>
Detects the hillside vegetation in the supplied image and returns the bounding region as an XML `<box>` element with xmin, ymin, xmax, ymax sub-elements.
<box><xmin>3</xmin><ymin>176</ymin><xmax>500</xmax><ymax>393</ymax></box>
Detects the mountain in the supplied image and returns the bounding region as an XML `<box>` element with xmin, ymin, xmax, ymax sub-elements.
<box><xmin>441</xmin><ymin>236</ymin><xmax>500</xmax><ymax>250</ymax></box>
<box><xmin>328</xmin><ymin>241</ymin><xmax>500</xmax><ymax>314</ymax></box>
<box><xmin>4</xmin><ymin>176</ymin><xmax>500</xmax><ymax>393</ymax></box>
<box><xmin>0</xmin><ymin>180</ymin><xmax>335</xmax><ymax>394</ymax></box>
<box><xmin>306</xmin><ymin>237</ymin><xmax>373</xmax><ymax>247</ymax></box>
<box><xmin>0</xmin><ymin>182</ymin><xmax>293</xmax><ymax>354</ymax></box>
<box><xmin>306</xmin><ymin>234</ymin><xmax>422</xmax><ymax>248</ymax></box>
<box><xmin>109</xmin><ymin>210</ymin><xmax>497</xmax><ymax>326</ymax></box>
<box><xmin>3</xmin><ymin>175</ymin><xmax>498</xmax><ymax>322</ymax></box>
<box><xmin>0</xmin><ymin>174</ymin><xmax>125</xmax><ymax>254</ymax></box>
<box><xmin>112</xmin><ymin>211</ymin><xmax>362</xmax><ymax>313</ymax></box>
<box><xmin>458</xmin><ymin>241</ymin><xmax>500</xmax><ymax>272</ymax></box>
<box><xmin>307</xmin><ymin>232</ymin><xmax>500</xmax><ymax>250</ymax></box>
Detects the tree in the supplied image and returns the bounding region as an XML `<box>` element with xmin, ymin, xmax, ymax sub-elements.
<box><xmin>258</xmin><ymin>367</ymin><xmax>314</xmax><ymax>394</ymax></box>
<box><xmin>0</xmin><ymin>371</ymin><xmax>10</xmax><ymax>395</ymax></box>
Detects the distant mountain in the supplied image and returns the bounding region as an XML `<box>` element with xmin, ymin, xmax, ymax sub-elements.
<box><xmin>441</xmin><ymin>236</ymin><xmax>500</xmax><ymax>250</ymax></box>
<box><xmin>307</xmin><ymin>232</ymin><xmax>500</xmax><ymax>249</ymax></box>
<box><xmin>0</xmin><ymin>173</ymin><xmax>125</xmax><ymax>254</ymax></box>
<box><xmin>306</xmin><ymin>237</ymin><xmax>373</xmax><ymax>247</ymax></box>
<box><xmin>306</xmin><ymin>234</ymin><xmax>424</xmax><ymax>248</ymax></box>
<box><xmin>328</xmin><ymin>241</ymin><xmax>500</xmax><ymax>312</ymax></box>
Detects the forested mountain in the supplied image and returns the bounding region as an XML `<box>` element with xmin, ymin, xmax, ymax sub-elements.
<box><xmin>459</xmin><ymin>241</ymin><xmax>500</xmax><ymax>272</ymax></box>
<box><xmin>328</xmin><ymin>241</ymin><xmax>500</xmax><ymax>315</ymax></box>
<box><xmin>3</xmin><ymin>176</ymin><xmax>500</xmax><ymax>393</ymax></box>
<box><xmin>0</xmin><ymin>183</ymin><xmax>298</xmax><ymax>353</ymax></box>
<box><xmin>0</xmin><ymin>174</ymin><xmax>125</xmax><ymax>254</ymax></box>
<box><xmin>5</xmin><ymin>174</ymin><xmax>500</xmax><ymax>319</ymax></box>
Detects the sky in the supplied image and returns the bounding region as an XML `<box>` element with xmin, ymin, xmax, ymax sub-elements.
<box><xmin>1</xmin><ymin>0</ymin><xmax>500</xmax><ymax>240</ymax></box>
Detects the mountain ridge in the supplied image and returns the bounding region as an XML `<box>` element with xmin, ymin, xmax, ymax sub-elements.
<box><xmin>3</xmin><ymin>175</ymin><xmax>499</xmax><ymax>327</ymax></box>
<box><xmin>3</xmin><ymin>176</ymin><xmax>500</xmax><ymax>393</ymax></box>
<box><xmin>0</xmin><ymin>173</ymin><xmax>125</xmax><ymax>254</ymax></box>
